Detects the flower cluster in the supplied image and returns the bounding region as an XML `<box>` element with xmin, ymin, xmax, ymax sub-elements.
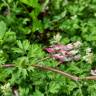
<box><xmin>1</xmin><ymin>83</ymin><xmax>11</xmax><ymax>95</ymax></box>
<box><xmin>91</xmin><ymin>69</ymin><xmax>96</xmax><ymax>76</ymax></box>
<box><xmin>50</xmin><ymin>33</ymin><xmax>62</xmax><ymax>44</ymax></box>
<box><xmin>83</xmin><ymin>48</ymin><xmax>94</xmax><ymax>64</ymax></box>
<box><xmin>45</xmin><ymin>41</ymin><xmax>82</xmax><ymax>63</ymax></box>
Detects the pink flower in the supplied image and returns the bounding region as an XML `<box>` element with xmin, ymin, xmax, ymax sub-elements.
<box><xmin>45</xmin><ymin>44</ymin><xmax>74</xmax><ymax>53</ymax></box>
<box><xmin>44</xmin><ymin>48</ymin><xmax>55</xmax><ymax>53</ymax></box>
<box><xmin>44</xmin><ymin>42</ymin><xmax>81</xmax><ymax>63</ymax></box>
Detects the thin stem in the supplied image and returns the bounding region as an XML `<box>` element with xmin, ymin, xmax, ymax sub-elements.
<box><xmin>2</xmin><ymin>64</ymin><xmax>96</xmax><ymax>81</ymax></box>
<box><xmin>82</xmin><ymin>76</ymin><xmax>96</xmax><ymax>80</ymax></box>
<box><xmin>2</xmin><ymin>64</ymin><xmax>79</xmax><ymax>81</ymax></box>
<box><xmin>2</xmin><ymin>64</ymin><xmax>14</xmax><ymax>67</ymax></box>
<box><xmin>13</xmin><ymin>89</ymin><xmax>19</xmax><ymax>96</ymax></box>
<box><xmin>36</xmin><ymin>56</ymin><xmax>50</xmax><ymax>63</ymax></box>
<box><xmin>33</xmin><ymin>64</ymin><xmax>79</xmax><ymax>81</ymax></box>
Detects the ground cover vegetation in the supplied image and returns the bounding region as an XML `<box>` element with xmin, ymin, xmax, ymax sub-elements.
<box><xmin>0</xmin><ymin>0</ymin><xmax>96</xmax><ymax>96</ymax></box>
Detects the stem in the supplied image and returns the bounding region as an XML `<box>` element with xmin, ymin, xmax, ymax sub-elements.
<box><xmin>36</xmin><ymin>56</ymin><xmax>50</xmax><ymax>63</ymax></box>
<box><xmin>13</xmin><ymin>89</ymin><xmax>19</xmax><ymax>96</ymax></box>
<box><xmin>33</xmin><ymin>64</ymin><xmax>79</xmax><ymax>81</ymax></box>
<box><xmin>2</xmin><ymin>64</ymin><xmax>14</xmax><ymax>67</ymax></box>
<box><xmin>82</xmin><ymin>76</ymin><xmax>96</xmax><ymax>80</ymax></box>
<box><xmin>2</xmin><ymin>64</ymin><xmax>96</xmax><ymax>81</ymax></box>
<box><xmin>2</xmin><ymin>64</ymin><xmax>79</xmax><ymax>81</ymax></box>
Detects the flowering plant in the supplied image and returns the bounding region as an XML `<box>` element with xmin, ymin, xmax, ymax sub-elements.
<box><xmin>0</xmin><ymin>0</ymin><xmax>96</xmax><ymax>96</ymax></box>
<box><xmin>45</xmin><ymin>41</ymin><xmax>82</xmax><ymax>62</ymax></box>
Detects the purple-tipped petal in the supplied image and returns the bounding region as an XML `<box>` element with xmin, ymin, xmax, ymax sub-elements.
<box><xmin>44</xmin><ymin>48</ymin><xmax>55</xmax><ymax>53</ymax></box>
<box><xmin>59</xmin><ymin>50</ymin><xmax>68</xmax><ymax>56</ymax></box>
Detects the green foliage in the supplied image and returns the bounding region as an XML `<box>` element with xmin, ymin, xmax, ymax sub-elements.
<box><xmin>49</xmin><ymin>82</ymin><xmax>60</xmax><ymax>94</ymax></box>
<box><xmin>0</xmin><ymin>0</ymin><xmax>96</xmax><ymax>95</ymax></box>
<box><xmin>0</xmin><ymin>21</ymin><xmax>6</xmax><ymax>39</ymax></box>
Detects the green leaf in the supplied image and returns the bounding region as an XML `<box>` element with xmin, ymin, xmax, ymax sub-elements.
<box><xmin>28</xmin><ymin>44</ymin><xmax>45</xmax><ymax>58</ymax></box>
<box><xmin>33</xmin><ymin>90</ymin><xmax>44</xmax><ymax>96</ymax></box>
<box><xmin>12</xmin><ymin>48</ymin><xmax>23</xmax><ymax>54</ymax></box>
<box><xmin>0</xmin><ymin>21</ymin><xmax>6</xmax><ymax>38</ymax></box>
<box><xmin>17</xmin><ymin>40</ymin><xmax>23</xmax><ymax>49</ymax></box>
<box><xmin>20</xmin><ymin>0</ymin><xmax>40</xmax><ymax>8</ymax></box>
<box><xmin>15</xmin><ymin>56</ymin><xmax>29</xmax><ymax>67</ymax></box>
<box><xmin>49</xmin><ymin>82</ymin><xmax>60</xmax><ymax>94</ymax></box>
<box><xmin>67</xmin><ymin>81</ymin><xmax>77</xmax><ymax>92</ymax></box>
<box><xmin>4</xmin><ymin>31</ymin><xmax>16</xmax><ymax>43</ymax></box>
<box><xmin>17</xmin><ymin>40</ymin><xmax>30</xmax><ymax>51</ymax></box>
<box><xmin>88</xmin><ymin>84</ymin><xmax>96</xmax><ymax>96</ymax></box>
<box><xmin>19</xmin><ymin>87</ymin><xmax>29</xmax><ymax>96</ymax></box>
<box><xmin>18</xmin><ymin>68</ymin><xmax>28</xmax><ymax>79</ymax></box>
<box><xmin>22</xmin><ymin>40</ymin><xmax>30</xmax><ymax>51</ymax></box>
<box><xmin>32</xmin><ymin>18</ymin><xmax>43</xmax><ymax>32</ymax></box>
<box><xmin>73</xmin><ymin>89</ymin><xmax>83</xmax><ymax>96</ymax></box>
